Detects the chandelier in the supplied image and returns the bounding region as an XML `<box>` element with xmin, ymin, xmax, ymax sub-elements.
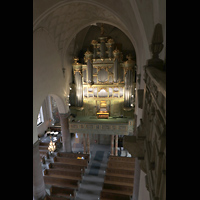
<box><xmin>48</xmin><ymin>136</ymin><xmax>56</xmax><ymax>153</ymax></box>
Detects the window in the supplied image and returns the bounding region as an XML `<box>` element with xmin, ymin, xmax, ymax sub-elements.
<box><xmin>37</xmin><ymin>106</ymin><xmax>44</xmax><ymax>126</ymax></box>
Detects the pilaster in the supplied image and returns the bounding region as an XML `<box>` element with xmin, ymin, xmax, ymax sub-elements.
<box><xmin>83</xmin><ymin>133</ymin><xmax>86</xmax><ymax>154</ymax></box>
<box><xmin>115</xmin><ymin>135</ymin><xmax>118</xmax><ymax>156</ymax></box>
<box><xmin>59</xmin><ymin>112</ymin><xmax>71</xmax><ymax>152</ymax></box>
<box><xmin>86</xmin><ymin>134</ymin><xmax>90</xmax><ymax>154</ymax></box>
<box><xmin>33</xmin><ymin>140</ymin><xmax>46</xmax><ymax>200</ymax></box>
<box><xmin>110</xmin><ymin>135</ymin><xmax>114</xmax><ymax>156</ymax></box>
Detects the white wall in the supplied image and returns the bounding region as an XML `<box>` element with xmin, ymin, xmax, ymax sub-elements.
<box><xmin>33</xmin><ymin>27</ymin><xmax>69</xmax><ymax>144</ymax></box>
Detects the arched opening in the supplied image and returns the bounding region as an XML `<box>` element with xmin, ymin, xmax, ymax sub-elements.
<box><xmin>35</xmin><ymin>94</ymin><xmax>67</xmax><ymax>139</ymax></box>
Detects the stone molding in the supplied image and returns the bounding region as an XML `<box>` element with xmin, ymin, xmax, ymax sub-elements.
<box><xmin>123</xmin><ymin>135</ymin><xmax>144</xmax><ymax>158</ymax></box>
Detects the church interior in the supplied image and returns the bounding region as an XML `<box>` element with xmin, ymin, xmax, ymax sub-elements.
<box><xmin>33</xmin><ymin>1</ymin><xmax>166</xmax><ymax>200</ymax></box>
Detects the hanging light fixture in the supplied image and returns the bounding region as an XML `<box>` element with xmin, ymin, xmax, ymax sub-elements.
<box><xmin>48</xmin><ymin>136</ymin><xmax>56</xmax><ymax>154</ymax></box>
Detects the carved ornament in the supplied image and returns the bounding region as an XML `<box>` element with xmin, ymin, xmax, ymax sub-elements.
<box><xmin>113</xmin><ymin>47</ymin><xmax>120</xmax><ymax>60</ymax></box>
<box><xmin>73</xmin><ymin>57</ymin><xmax>82</xmax><ymax>75</ymax></box>
<box><xmin>123</xmin><ymin>54</ymin><xmax>135</xmax><ymax>69</ymax></box>
<box><xmin>91</xmin><ymin>40</ymin><xmax>98</xmax><ymax>46</ymax></box>
<box><xmin>84</xmin><ymin>49</ymin><xmax>93</xmax><ymax>62</ymax></box>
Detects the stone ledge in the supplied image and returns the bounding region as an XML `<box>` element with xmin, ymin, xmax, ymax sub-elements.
<box><xmin>123</xmin><ymin>135</ymin><xmax>144</xmax><ymax>158</ymax></box>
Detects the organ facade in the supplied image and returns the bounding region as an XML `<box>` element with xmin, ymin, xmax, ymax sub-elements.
<box><xmin>70</xmin><ymin>28</ymin><xmax>136</xmax><ymax>119</ymax></box>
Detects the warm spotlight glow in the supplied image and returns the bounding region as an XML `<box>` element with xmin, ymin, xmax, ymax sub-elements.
<box><xmin>48</xmin><ymin>137</ymin><xmax>56</xmax><ymax>153</ymax></box>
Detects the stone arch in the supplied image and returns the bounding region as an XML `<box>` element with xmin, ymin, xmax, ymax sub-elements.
<box><xmin>49</xmin><ymin>93</ymin><xmax>67</xmax><ymax>114</ymax></box>
<box><xmin>33</xmin><ymin>27</ymin><xmax>68</xmax><ymax>143</ymax></box>
<box><xmin>33</xmin><ymin>0</ymin><xmax>150</xmax><ymax>74</ymax></box>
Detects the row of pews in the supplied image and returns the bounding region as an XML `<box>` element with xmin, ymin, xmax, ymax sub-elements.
<box><xmin>43</xmin><ymin>151</ymin><xmax>90</xmax><ymax>199</ymax></box>
<box><xmin>39</xmin><ymin>126</ymin><xmax>61</xmax><ymax>163</ymax></box>
<box><xmin>39</xmin><ymin>142</ymin><xmax>50</xmax><ymax>164</ymax></box>
<box><xmin>100</xmin><ymin>156</ymin><xmax>135</xmax><ymax>200</ymax></box>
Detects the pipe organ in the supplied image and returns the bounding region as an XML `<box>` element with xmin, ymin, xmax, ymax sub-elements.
<box><xmin>71</xmin><ymin>28</ymin><xmax>136</xmax><ymax>118</ymax></box>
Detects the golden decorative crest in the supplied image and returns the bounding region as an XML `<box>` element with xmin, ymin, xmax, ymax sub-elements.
<box><xmin>91</xmin><ymin>40</ymin><xmax>98</xmax><ymax>45</ymax></box>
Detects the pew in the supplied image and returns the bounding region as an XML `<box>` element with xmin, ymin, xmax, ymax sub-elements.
<box><xmin>48</xmin><ymin>163</ymin><xmax>85</xmax><ymax>174</ymax></box>
<box><xmin>39</xmin><ymin>142</ymin><xmax>49</xmax><ymax>146</ymax></box>
<box><xmin>45</xmin><ymin>195</ymin><xmax>72</xmax><ymax>200</ymax></box>
<box><xmin>54</xmin><ymin>157</ymin><xmax>88</xmax><ymax>168</ymax></box>
<box><xmin>40</xmin><ymin>155</ymin><xmax>45</xmax><ymax>164</ymax></box>
<box><xmin>100</xmin><ymin>190</ymin><xmax>131</xmax><ymax>200</ymax></box>
<box><xmin>49</xmin><ymin>127</ymin><xmax>61</xmax><ymax>132</ymax></box>
<box><xmin>44</xmin><ymin>169</ymin><xmax>82</xmax><ymax>181</ymax></box>
<box><xmin>102</xmin><ymin>183</ymin><xmax>133</xmax><ymax>196</ymax></box>
<box><xmin>104</xmin><ymin>175</ymin><xmax>134</xmax><ymax>187</ymax></box>
<box><xmin>109</xmin><ymin>156</ymin><xmax>135</xmax><ymax>163</ymax></box>
<box><xmin>105</xmin><ymin>168</ymin><xmax>134</xmax><ymax>178</ymax></box>
<box><xmin>44</xmin><ymin>176</ymin><xmax>79</xmax><ymax>190</ymax></box>
<box><xmin>57</xmin><ymin>152</ymin><xmax>90</xmax><ymax>162</ymax></box>
<box><xmin>50</xmin><ymin>186</ymin><xmax>76</xmax><ymax>199</ymax></box>
<box><xmin>107</xmin><ymin>161</ymin><xmax>135</xmax><ymax>170</ymax></box>
<box><xmin>40</xmin><ymin>150</ymin><xmax>50</xmax><ymax>159</ymax></box>
<box><xmin>39</xmin><ymin>145</ymin><xmax>49</xmax><ymax>151</ymax></box>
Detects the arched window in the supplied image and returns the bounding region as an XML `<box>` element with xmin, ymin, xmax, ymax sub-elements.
<box><xmin>37</xmin><ymin>106</ymin><xmax>44</xmax><ymax>126</ymax></box>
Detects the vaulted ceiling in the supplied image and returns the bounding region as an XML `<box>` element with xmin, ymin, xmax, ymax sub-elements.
<box><xmin>33</xmin><ymin>0</ymin><xmax>157</xmax><ymax>70</ymax></box>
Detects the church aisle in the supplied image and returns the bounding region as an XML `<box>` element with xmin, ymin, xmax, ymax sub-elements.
<box><xmin>75</xmin><ymin>144</ymin><xmax>110</xmax><ymax>200</ymax></box>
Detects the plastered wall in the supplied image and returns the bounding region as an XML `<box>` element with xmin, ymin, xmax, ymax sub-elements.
<box><xmin>33</xmin><ymin>28</ymin><xmax>69</xmax><ymax>143</ymax></box>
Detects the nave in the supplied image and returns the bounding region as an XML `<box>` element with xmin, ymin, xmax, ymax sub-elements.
<box><xmin>39</xmin><ymin>134</ymin><xmax>135</xmax><ymax>200</ymax></box>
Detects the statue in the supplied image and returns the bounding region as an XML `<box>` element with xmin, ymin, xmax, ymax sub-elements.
<box><xmin>148</xmin><ymin>23</ymin><xmax>164</xmax><ymax>70</ymax></box>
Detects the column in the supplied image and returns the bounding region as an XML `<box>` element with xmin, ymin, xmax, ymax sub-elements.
<box><xmin>83</xmin><ymin>133</ymin><xmax>86</xmax><ymax>154</ymax></box>
<box><xmin>110</xmin><ymin>135</ymin><xmax>114</xmax><ymax>156</ymax></box>
<box><xmin>87</xmin><ymin>134</ymin><xmax>90</xmax><ymax>154</ymax></box>
<box><xmin>33</xmin><ymin>140</ymin><xmax>46</xmax><ymax>199</ymax></box>
<box><xmin>115</xmin><ymin>135</ymin><xmax>118</xmax><ymax>156</ymax></box>
<box><xmin>59</xmin><ymin>113</ymin><xmax>71</xmax><ymax>152</ymax></box>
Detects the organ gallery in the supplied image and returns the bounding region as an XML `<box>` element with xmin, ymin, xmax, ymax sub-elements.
<box><xmin>70</xmin><ymin>25</ymin><xmax>136</xmax><ymax>119</ymax></box>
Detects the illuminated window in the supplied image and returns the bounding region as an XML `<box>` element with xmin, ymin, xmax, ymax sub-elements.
<box><xmin>37</xmin><ymin>106</ymin><xmax>44</xmax><ymax>126</ymax></box>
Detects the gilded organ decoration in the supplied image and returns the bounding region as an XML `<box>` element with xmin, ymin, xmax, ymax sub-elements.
<box><xmin>71</xmin><ymin>28</ymin><xmax>136</xmax><ymax>117</ymax></box>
